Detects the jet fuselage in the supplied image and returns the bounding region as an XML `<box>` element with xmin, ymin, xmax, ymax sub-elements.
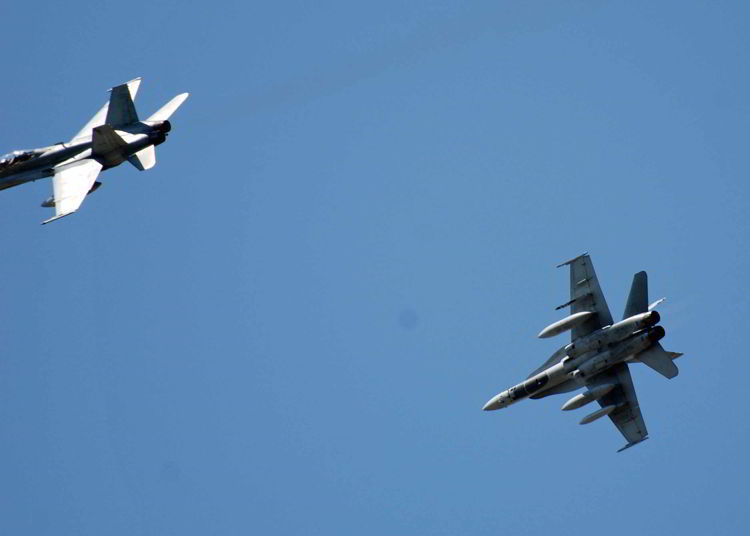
<box><xmin>482</xmin><ymin>312</ymin><xmax>664</xmax><ymax>411</ymax></box>
<box><xmin>0</xmin><ymin>77</ymin><xmax>188</xmax><ymax>224</ymax></box>
<box><xmin>0</xmin><ymin>120</ymin><xmax>170</xmax><ymax>191</ymax></box>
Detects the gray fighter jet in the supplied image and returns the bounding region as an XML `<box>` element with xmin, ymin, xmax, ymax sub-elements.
<box><xmin>0</xmin><ymin>78</ymin><xmax>188</xmax><ymax>224</ymax></box>
<box><xmin>483</xmin><ymin>253</ymin><xmax>683</xmax><ymax>451</ymax></box>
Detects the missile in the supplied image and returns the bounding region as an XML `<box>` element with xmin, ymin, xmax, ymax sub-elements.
<box><xmin>579</xmin><ymin>404</ymin><xmax>620</xmax><ymax>425</ymax></box>
<box><xmin>538</xmin><ymin>311</ymin><xmax>594</xmax><ymax>338</ymax></box>
<box><xmin>561</xmin><ymin>384</ymin><xmax>616</xmax><ymax>411</ymax></box>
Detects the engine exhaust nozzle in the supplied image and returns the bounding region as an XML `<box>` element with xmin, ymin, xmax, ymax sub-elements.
<box><xmin>648</xmin><ymin>325</ymin><xmax>666</xmax><ymax>342</ymax></box>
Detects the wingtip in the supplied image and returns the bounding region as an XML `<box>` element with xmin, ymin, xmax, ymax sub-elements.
<box><xmin>556</xmin><ymin>252</ymin><xmax>589</xmax><ymax>268</ymax></box>
<box><xmin>616</xmin><ymin>436</ymin><xmax>648</xmax><ymax>453</ymax></box>
<box><xmin>109</xmin><ymin>76</ymin><xmax>142</xmax><ymax>92</ymax></box>
<box><xmin>41</xmin><ymin>212</ymin><xmax>74</xmax><ymax>225</ymax></box>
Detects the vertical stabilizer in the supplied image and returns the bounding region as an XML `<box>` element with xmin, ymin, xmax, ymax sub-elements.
<box><xmin>623</xmin><ymin>271</ymin><xmax>648</xmax><ymax>319</ymax></box>
<box><xmin>147</xmin><ymin>93</ymin><xmax>189</xmax><ymax>122</ymax></box>
<box><xmin>106</xmin><ymin>78</ymin><xmax>141</xmax><ymax>128</ymax></box>
<box><xmin>70</xmin><ymin>78</ymin><xmax>142</xmax><ymax>142</ymax></box>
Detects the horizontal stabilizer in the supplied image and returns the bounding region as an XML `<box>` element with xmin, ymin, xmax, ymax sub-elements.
<box><xmin>147</xmin><ymin>93</ymin><xmax>189</xmax><ymax>122</ymax></box>
<box><xmin>92</xmin><ymin>125</ymin><xmax>128</xmax><ymax>167</ymax></box>
<box><xmin>636</xmin><ymin>343</ymin><xmax>679</xmax><ymax>379</ymax></box>
<box><xmin>128</xmin><ymin>145</ymin><xmax>156</xmax><ymax>171</ymax></box>
<box><xmin>92</xmin><ymin>125</ymin><xmax>127</xmax><ymax>155</ymax></box>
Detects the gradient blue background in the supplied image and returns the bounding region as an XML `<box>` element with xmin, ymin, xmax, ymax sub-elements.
<box><xmin>0</xmin><ymin>1</ymin><xmax>747</xmax><ymax>534</ymax></box>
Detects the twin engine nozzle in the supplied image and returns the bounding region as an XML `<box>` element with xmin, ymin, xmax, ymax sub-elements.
<box><xmin>645</xmin><ymin>310</ymin><xmax>660</xmax><ymax>327</ymax></box>
<box><xmin>150</xmin><ymin>120</ymin><xmax>172</xmax><ymax>146</ymax></box>
<box><xmin>562</xmin><ymin>310</ymin><xmax>662</xmax><ymax>359</ymax></box>
<box><xmin>572</xmin><ymin>324</ymin><xmax>666</xmax><ymax>379</ymax></box>
<box><xmin>153</xmin><ymin>120</ymin><xmax>172</xmax><ymax>134</ymax></box>
<box><xmin>648</xmin><ymin>325</ymin><xmax>666</xmax><ymax>342</ymax></box>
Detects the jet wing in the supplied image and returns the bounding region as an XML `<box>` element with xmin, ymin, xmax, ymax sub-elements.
<box><xmin>558</xmin><ymin>253</ymin><xmax>614</xmax><ymax>341</ymax></box>
<box><xmin>586</xmin><ymin>363</ymin><xmax>648</xmax><ymax>451</ymax></box>
<box><xmin>42</xmin><ymin>159</ymin><xmax>103</xmax><ymax>224</ymax></box>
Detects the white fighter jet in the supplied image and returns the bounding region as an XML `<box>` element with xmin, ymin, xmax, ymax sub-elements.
<box><xmin>483</xmin><ymin>254</ymin><xmax>684</xmax><ymax>452</ymax></box>
<box><xmin>0</xmin><ymin>78</ymin><xmax>188</xmax><ymax>224</ymax></box>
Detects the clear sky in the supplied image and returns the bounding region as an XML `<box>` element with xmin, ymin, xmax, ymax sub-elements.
<box><xmin>0</xmin><ymin>1</ymin><xmax>748</xmax><ymax>534</ymax></box>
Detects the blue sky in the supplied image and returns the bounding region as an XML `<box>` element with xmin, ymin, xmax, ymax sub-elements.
<box><xmin>1</xmin><ymin>1</ymin><xmax>748</xmax><ymax>534</ymax></box>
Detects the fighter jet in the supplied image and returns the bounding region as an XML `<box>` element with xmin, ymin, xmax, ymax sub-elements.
<box><xmin>482</xmin><ymin>253</ymin><xmax>683</xmax><ymax>451</ymax></box>
<box><xmin>0</xmin><ymin>78</ymin><xmax>188</xmax><ymax>224</ymax></box>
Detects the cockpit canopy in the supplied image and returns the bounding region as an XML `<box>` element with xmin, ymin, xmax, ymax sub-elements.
<box><xmin>0</xmin><ymin>149</ymin><xmax>41</xmax><ymax>169</ymax></box>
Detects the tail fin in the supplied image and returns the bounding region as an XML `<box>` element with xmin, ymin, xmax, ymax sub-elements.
<box><xmin>105</xmin><ymin>78</ymin><xmax>141</xmax><ymax>128</ymax></box>
<box><xmin>147</xmin><ymin>93</ymin><xmax>189</xmax><ymax>123</ymax></box>
<box><xmin>623</xmin><ymin>271</ymin><xmax>648</xmax><ymax>319</ymax></box>
<box><xmin>70</xmin><ymin>77</ymin><xmax>141</xmax><ymax>142</ymax></box>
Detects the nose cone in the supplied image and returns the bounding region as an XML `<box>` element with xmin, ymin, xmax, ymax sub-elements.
<box><xmin>483</xmin><ymin>393</ymin><xmax>504</xmax><ymax>411</ymax></box>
